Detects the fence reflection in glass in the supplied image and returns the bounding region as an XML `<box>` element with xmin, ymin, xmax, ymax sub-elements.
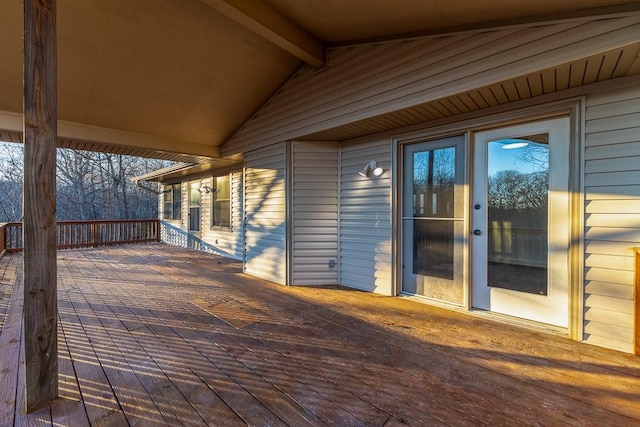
<box><xmin>486</xmin><ymin>134</ymin><xmax>549</xmax><ymax>295</ymax></box>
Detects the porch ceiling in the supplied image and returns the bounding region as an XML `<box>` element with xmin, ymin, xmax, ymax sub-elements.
<box><xmin>0</xmin><ymin>1</ymin><xmax>637</xmax><ymax>162</ymax></box>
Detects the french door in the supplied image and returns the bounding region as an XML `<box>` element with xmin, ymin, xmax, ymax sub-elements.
<box><xmin>400</xmin><ymin>117</ymin><xmax>571</xmax><ymax>327</ymax></box>
<box><xmin>401</xmin><ymin>135</ymin><xmax>466</xmax><ymax>304</ymax></box>
<box><xmin>471</xmin><ymin>117</ymin><xmax>570</xmax><ymax>327</ymax></box>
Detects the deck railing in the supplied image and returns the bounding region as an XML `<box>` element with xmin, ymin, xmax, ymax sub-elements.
<box><xmin>0</xmin><ymin>219</ymin><xmax>160</xmax><ymax>253</ymax></box>
<box><xmin>488</xmin><ymin>226</ymin><xmax>547</xmax><ymax>268</ymax></box>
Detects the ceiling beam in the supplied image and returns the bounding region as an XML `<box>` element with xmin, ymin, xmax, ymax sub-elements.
<box><xmin>56</xmin><ymin>121</ymin><xmax>222</xmax><ymax>159</ymax></box>
<box><xmin>200</xmin><ymin>0</ymin><xmax>325</xmax><ymax>68</ymax></box>
<box><xmin>0</xmin><ymin>110</ymin><xmax>221</xmax><ymax>158</ymax></box>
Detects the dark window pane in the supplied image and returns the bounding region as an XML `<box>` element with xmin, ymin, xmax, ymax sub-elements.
<box><xmin>189</xmin><ymin>207</ymin><xmax>200</xmax><ymax>232</ymax></box>
<box><xmin>213</xmin><ymin>201</ymin><xmax>230</xmax><ymax>227</ymax></box>
<box><xmin>212</xmin><ymin>175</ymin><xmax>231</xmax><ymax>228</ymax></box>
<box><xmin>413</xmin><ymin>219</ymin><xmax>454</xmax><ymax>280</ymax></box>
<box><xmin>172</xmin><ymin>184</ymin><xmax>181</xmax><ymax>220</ymax></box>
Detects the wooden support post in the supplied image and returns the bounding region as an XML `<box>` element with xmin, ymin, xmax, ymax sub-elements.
<box><xmin>23</xmin><ymin>0</ymin><xmax>58</xmax><ymax>412</ymax></box>
<box><xmin>634</xmin><ymin>248</ymin><xmax>640</xmax><ymax>356</ymax></box>
<box><xmin>0</xmin><ymin>224</ymin><xmax>6</xmax><ymax>254</ymax></box>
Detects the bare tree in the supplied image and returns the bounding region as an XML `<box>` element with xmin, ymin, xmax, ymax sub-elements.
<box><xmin>0</xmin><ymin>141</ymin><xmax>171</xmax><ymax>222</ymax></box>
<box><xmin>0</xmin><ymin>143</ymin><xmax>24</xmax><ymax>221</ymax></box>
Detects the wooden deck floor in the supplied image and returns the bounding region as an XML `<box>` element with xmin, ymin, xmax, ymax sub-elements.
<box><xmin>1</xmin><ymin>244</ymin><xmax>639</xmax><ymax>426</ymax></box>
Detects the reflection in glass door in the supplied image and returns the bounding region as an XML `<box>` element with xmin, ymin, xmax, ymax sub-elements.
<box><xmin>401</xmin><ymin>135</ymin><xmax>465</xmax><ymax>304</ymax></box>
<box><xmin>189</xmin><ymin>181</ymin><xmax>201</xmax><ymax>233</ymax></box>
<box><xmin>472</xmin><ymin>118</ymin><xmax>570</xmax><ymax>327</ymax></box>
<box><xmin>487</xmin><ymin>134</ymin><xmax>550</xmax><ymax>295</ymax></box>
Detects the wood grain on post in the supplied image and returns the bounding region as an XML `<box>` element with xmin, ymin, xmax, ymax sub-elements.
<box><xmin>635</xmin><ymin>248</ymin><xmax>640</xmax><ymax>356</ymax></box>
<box><xmin>23</xmin><ymin>0</ymin><xmax>58</xmax><ymax>412</ymax></box>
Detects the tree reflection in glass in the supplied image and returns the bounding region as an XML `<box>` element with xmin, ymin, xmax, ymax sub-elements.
<box><xmin>487</xmin><ymin>134</ymin><xmax>549</xmax><ymax>295</ymax></box>
<box><xmin>412</xmin><ymin>147</ymin><xmax>456</xmax><ymax>279</ymax></box>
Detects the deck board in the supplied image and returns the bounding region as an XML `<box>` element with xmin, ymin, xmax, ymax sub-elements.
<box><xmin>1</xmin><ymin>243</ymin><xmax>640</xmax><ymax>426</ymax></box>
<box><xmin>0</xmin><ymin>266</ymin><xmax>24</xmax><ymax>426</ymax></box>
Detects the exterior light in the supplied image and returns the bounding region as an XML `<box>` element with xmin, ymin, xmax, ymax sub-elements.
<box><xmin>359</xmin><ymin>160</ymin><xmax>384</xmax><ymax>177</ymax></box>
<box><xmin>198</xmin><ymin>184</ymin><xmax>214</xmax><ymax>194</ymax></box>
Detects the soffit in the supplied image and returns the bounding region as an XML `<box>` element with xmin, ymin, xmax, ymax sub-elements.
<box><xmin>263</xmin><ymin>0</ymin><xmax>639</xmax><ymax>44</ymax></box>
<box><xmin>132</xmin><ymin>158</ymin><xmax>242</xmax><ymax>183</ymax></box>
<box><xmin>301</xmin><ymin>43</ymin><xmax>640</xmax><ymax>142</ymax></box>
<box><xmin>0</xmin><ymin>129</ymin><xmax>213</xmax><ymax>164</ymax></box>
<box><xmin>58</xmin><ymin>139</ymin><xmax>215</xmax><ymax>165</ymax></box>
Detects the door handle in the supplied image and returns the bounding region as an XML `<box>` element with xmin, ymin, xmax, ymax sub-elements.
<box><xmin>473</xmin><ymin>229</ymin><xmax>482</xmax><ymax>236</ymax></box>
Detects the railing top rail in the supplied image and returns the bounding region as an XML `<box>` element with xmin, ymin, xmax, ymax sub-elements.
<box><xmin>56</xmin><ymin>219</ymin><xmax>159</xmax><ymax>225</ymax></box>
<box><xmin>3</xmin><ymin>219</ymin><xmax>158</xmax><ymax>226</ymax></box>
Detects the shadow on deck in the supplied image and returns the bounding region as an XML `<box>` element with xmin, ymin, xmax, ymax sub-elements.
<box><xmin>0</xmin><ymin>243</ymin><xmax>639</xmax><ymax>426</ymax></box>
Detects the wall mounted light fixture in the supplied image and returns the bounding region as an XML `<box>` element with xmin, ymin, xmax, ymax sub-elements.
<box><xmin>198</xmin><ymin>184</ymin><xmax>214</xmax><ymax>194</ymax></box>
<box><xmin>358</xmin><ymin>160</ymin><xmax>384</xmax><ymax>177</ymax></box>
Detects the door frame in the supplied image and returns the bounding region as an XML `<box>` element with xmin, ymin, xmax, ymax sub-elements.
<box><xmin>399</xmin><ymin>135</ymin><xmax>467</xmax><ymax>305</ymax></box>
<box><xmin>392</xmin><ymin>100</ymin><xmax>583</xmax><ymax>338</ymax></box>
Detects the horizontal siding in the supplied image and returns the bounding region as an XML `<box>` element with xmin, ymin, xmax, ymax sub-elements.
<box><xmin>244</xmin><ymin>143</ymin><xmax>287</xmax><ymax>285</ymax></box>
<box><xmin>339</xmin><ymin>138</ymin><xmax>392</xmax><ymax>295</ymax></box>
<box><xmin>291</xmin><ymin>141</ymin><xmax>339</xmax><ymax>285</ymax></box>
<box><xmin>223</xmin><ymin>15</ymin><xmax>640</xmax><ymax>156</ymax></box>
<box><xmin>582</xmin><ymin>85</ymin><xmax>640</xmax><ymax>353</ymax></box>
<box><xmin>160</xmin><ymin>175</ymin><xmax>243</xmax><ymax>260</ymax></box>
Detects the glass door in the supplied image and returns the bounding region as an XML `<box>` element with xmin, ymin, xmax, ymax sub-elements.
<box><xmin>471</xmin><ymin>117</ymin><xmax>570</xmax><ymax>327</ymax></box>
<box><xmin>401</xmin><ymin>135</ymin><xmax>465</xmax><ymax>304</ymax></box>
<box><xmin>188</xmin><ymin>181</ymin><xmax>201</xmax><ymax>233</ymax></box>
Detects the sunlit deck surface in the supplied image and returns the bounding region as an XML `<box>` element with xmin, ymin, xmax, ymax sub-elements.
<box><xmin>1</xmin><ymin>244</ymin><xmax>639</xmax><ymax>426</ymax></box>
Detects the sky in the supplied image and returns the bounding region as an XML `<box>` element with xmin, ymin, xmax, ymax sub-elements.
<box><xmin>487</xmin><ymin>139</ymin><xmax>548</xmax><ymax>177</ymax></box>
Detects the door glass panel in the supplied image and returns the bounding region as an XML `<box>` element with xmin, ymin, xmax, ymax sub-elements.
<box><xmin>486</xmin><ymin>134</ymin><xmax>549</xmax><ymax>295</ymax></box>
<box><xmin>189</xmin><ymin>182</ymin><xmax>201</xmax><ymax>232</ymax></box>
<box><xmin>402</xmin><ymin>136</ymin><xmax>465</xmax><ymax>304</ymax></box>
<box><xmin>412</xmin><ymin>147</ymin><xmax>456</xmax><ymax>279</ymax></box>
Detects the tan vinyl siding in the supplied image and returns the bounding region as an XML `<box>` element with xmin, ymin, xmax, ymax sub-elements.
<box><xmin>198</xmin><ymin>170</ymin><xmax>244</xmax><ymax>260</ymax></box>
<box><xmin>158</xmin><ymin>187</ymin><xmax>165</xmax><ymax>221</ymax></box>
<box><xmin>583</xmin><ymin>85</ymin><xmax>640</xmax><ymax>353</ymax></box>
<box><xmin>223</xmin><ymin>15</ymin><xmax>640</xmax><ymax>156</ymax></box>
<box><xmin>181</xmin><ymin>182</ymin><xmax>189</xmax><ymax>230</ymax></box>
<box><xmin>291</xmin><ymin>142</ymin><xmax>339</xmax><ymax>285</ymax></box>
<box><xmin>339</xmin><ymin>138</ymin><xmax>392</xmax><ymax>294</ymax></box>
<box><xmin>244</xmin><ymin>143</ymin><xmax>287</xmax><ymax>284</ymax></box>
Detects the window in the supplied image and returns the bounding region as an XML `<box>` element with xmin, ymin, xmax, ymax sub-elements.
<box><xmin>163</xmin><ymin>183</ymin><xmax>182</xmax><ymax>220</ymax></box>
<box><xmin>211</xmin><ymin>174</ymin><xmax>231</xmax><ymax>229</ymax></box>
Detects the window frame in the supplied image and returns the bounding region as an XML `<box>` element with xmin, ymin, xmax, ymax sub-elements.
<box><xmin>210</xmin><ymin>174</ymin><xmax>231</xmax><ymax>230</ymax></box>
<box><xmin>163</xmin><ymin>183</ymin><xmax>182</xmax><ymax>221</ymax></box>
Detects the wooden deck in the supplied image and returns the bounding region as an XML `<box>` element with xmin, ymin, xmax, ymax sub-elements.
<box><xmin>1</xmin><ymin>244</ymin><xmax>639</xmax><ymax>426</ymax></box>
